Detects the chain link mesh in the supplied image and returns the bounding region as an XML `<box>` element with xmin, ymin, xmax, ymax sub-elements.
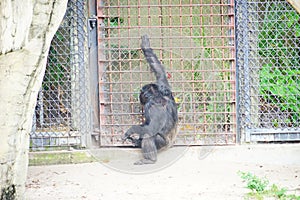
<box><xmin>30</xmin><ymin>0</ymin><xmax>89</xmax><ymax>150</ymax></box>
<box><xmin>30</xmin><ymin>0</ymin><xmax>300</xmax><ymax>148</ymax></box>
<box><xmin>237</xmin><ymin>0</ymin><xmax>300</xmax><ymax>141</ymax></box>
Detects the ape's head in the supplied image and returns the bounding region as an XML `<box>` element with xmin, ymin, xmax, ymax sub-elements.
<box><xmin>139</xmin><ymin>83</ymin><xmax>159</xmax><ymax>105</ymax></box>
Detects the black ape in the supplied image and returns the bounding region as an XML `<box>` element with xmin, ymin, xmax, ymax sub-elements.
<box><xmin>122</xmin><ymin>35</ymin><xmax>178</xmax><ymax>165</ymax></box>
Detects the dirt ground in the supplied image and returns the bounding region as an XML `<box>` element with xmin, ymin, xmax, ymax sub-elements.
<box><xmin>25</xmin><ymin>144</ymin><xmax>300</xmax><ymax>200</ymax></box>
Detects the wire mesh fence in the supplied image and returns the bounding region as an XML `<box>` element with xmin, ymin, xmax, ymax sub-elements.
<box><xmin>236</xmin><ymin>0</ymin><xmax>300</xmax><ymax>142</ymax></box>
<box><xmin>30</xmin><ymin>0</ymin><xmax>89</xmax><ymax>150</ymax></box>
<box><xmin>30</xmin><ymin>0</ymin><xmax>300</xmax><ymax>149</ymax></box>
<box><xmin>97</xmin><ymin>0</ymin><xmax>236</xmax><ymax>146</ymax></box>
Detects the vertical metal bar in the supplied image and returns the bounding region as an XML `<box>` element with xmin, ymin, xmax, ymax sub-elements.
<box><xmin>127</xmin><ymin>0</ymin><xmax>135</xmax><ymax>125</ymax></box>
<box><xmin>114</xmin><ymin>0</ymin><xmax>122</xmax><ymax>146</ymax></box>
<box><xmin>236</xmin><ymin>0</ymin><xmax>251</xmax><ymax>142</ymax></box>
<box><xmin>88</xmin><ymin>0</ymin><xmax>99</xmax><ymax>147</ymax></box>
<box><xmin>228</xmin><ymin>0</ymin><xmax>236</xmax><ymax>143</ymax></box>
<box><xmin>107</xmin><ymin>0</ymin><xmax>115</xmax><ymax>141</ymax></box>
<box><xmin>220</xmin><ymin>2</ymin><xmax>227</xmax><ymax>136</ymax></box>
<box><xmin>76</xmin><ymin>0</ymin><xmax>88</xmax><ymax>147</ymax></box>
<box><xmin>178</xmin><ymin>0</ymin><xmax>184</xmax><ymax>130</ymax></box>
<box><xmin>188</xmin><ymin>0</ymin><xmax>195</xmax><ymax>138</ymax></box>
<box><xmin>243</xmin><ymin>1</ymin><xmax>252</xmax><ymax>142</ymax></box>
<box><xmin>97</xmin><ymin>0</ymin><xmax>107</xmax><ymax>146</ymax></box>
<box><xmin>38</xmin><ymin>90</ymin><xmax>44</xmax><ymax>126</ymax></box>
<box><xmin>159</xmin><ymin>0</ymin><xmax>164</xmax><ymax>60</ymax></box>
<box><xmin>234</xmin><ymin>0</ymin><xmax>240</xmax><ymax>143</ymax></box>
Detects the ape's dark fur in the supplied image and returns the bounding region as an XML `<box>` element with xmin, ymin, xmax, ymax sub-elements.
<box><xmin>122</xmin><ymin>35</ymin><xmax>178</xmax><ymax>165</ymax></box>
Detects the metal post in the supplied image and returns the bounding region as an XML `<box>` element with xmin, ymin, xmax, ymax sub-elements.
<box><xmin>88</xmin><ymin>0</ymin><xmax>100</xmax><ymax>147</ymax></box>
<box><xmin>236</xmin><ymin>0</ymin><xmax>251</xmax><ymax>142</ymax></box>
<box><xmin>77</xmin><ymin>0</ymin><xmax>89</xmax><ymax>147</ymax></box>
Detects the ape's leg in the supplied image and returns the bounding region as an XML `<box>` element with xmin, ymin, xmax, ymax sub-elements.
<box><xmin>134</xmin><ymin>134</ymin><xmax>157</xmax><ymax>165</ymax></box>
<box><xmin>155</xmin><ymin>134</ymin><xmax>167</xmax><ymax>150</ymax></box>
<box><xmin>122</xmin><ymin>125</ymin><xmax>143</xmax><ymax>140</ymax></box>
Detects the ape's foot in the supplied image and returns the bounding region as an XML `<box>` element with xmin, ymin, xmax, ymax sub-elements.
<box><xmin>134</xmin><ymin>159</ymin><xmax>156</xmax><ymax>165</ymax></box>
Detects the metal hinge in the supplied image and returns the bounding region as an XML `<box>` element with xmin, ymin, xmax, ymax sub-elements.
<box><xmin>88</xmin><ymin>17</ymin><xmax>97</xmax><ymax>48</ymax></box>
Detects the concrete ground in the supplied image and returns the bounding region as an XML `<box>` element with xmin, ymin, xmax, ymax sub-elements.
<box><xmin>25</xmin><ymin>144</ymin><xmax>300</xmax><ymax>200</ymax></box>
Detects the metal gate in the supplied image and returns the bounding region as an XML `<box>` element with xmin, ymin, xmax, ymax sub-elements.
<box><xmin>96</xmin><ymin>0</ymin><xmax>236</xmax><ymax>146</ymax></box>
<box><xmin>236</xmin><ymin>0</ymin><xmax>300</xmax><ymax>142</ymax></box>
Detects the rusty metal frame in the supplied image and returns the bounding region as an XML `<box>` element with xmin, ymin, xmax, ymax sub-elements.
<box><xmin>97</xmin><ymin>0</ymin><xmax>236</xmax><ymax>146</ymax></box>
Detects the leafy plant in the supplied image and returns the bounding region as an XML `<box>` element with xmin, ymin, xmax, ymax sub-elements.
<box><xmin>104</xmin><ymin>17</ymin><xmax>124</xmax><ymax>27</ymax></box>
<box><xmin>238</xmin><ymin>171</ymin><xmax>300</xmax><ymax>200</ymax></box>
<box><xmin>258</xmin><ymin>3</ymin><xmax>300</xmax><ymax>126</ymax></box>
<box><xmin>239</xmin><ymin>171</ymin><xmax>269</xmax><ymax>193</ymax></box>
<box><xmin>260</xmin><ymin>63</ymin><xmax>300</xmax><ymax>124</ymax></box>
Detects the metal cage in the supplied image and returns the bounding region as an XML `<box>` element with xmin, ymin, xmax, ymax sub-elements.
<box><xmin>96</xmin><ymin>0</ymin><xmax>236</xmax><ymax>146</ymax></box>
<box><xmin>30</xmin><ymin>0</ymin><xmax>300</xmax><ymax>150</ymax></box>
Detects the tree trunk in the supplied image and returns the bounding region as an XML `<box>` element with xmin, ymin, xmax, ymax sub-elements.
<box><xmin>0</xmin><ymin>0</ymin><xmax>68</xmax><ymax>199</ymax></box>
<box><xmin>287</xmin><ymin>0</ymin><xmax>300</xmax><ymax>14</ymax></box>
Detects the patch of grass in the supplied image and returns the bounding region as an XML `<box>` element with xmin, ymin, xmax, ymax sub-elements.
<box><xmin>238</xmin><ymin>171</ymin><xmax>300</xmax><ymax>200</ymax></box>
<box><xmin>29</xmin><ymin>151</ymin><xmax>96</xmax><ymax>166</ymax></box>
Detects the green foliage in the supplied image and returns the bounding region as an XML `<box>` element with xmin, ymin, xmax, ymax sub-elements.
<box><xmin>270</xmin><ymin>184</ymin><xmax>288</xmax><ymax>199</ymax></box>
<box><xmin>104</xmin><ymin>17</ymin><xmax>124</xmax><ymax>27</ymax></box>
<box><xmin>259</xmin><ymin>5</ymin><xmax>300</xmax><ymax>67</ymax></box>
<box><xmin>260</xmin><ymin>63</ymin><xmax>300</xmax><ymax>124</ymax></box>
<box><xmin>43</xmin><ymin>45</ymin><xmax>69</xmax><ymax>90</ymax></box>
<box><xmin>258</xmin><ymin>3</ymin><xmax>300</xmax><ymax>126</ymax></box>
<box><xmin>239</xmin><ymin>171</ymin><xmax>269</xmax><ymax>193</ymax></box>
<box><xmin>238</xmin><ymin>171</ymin><xmax>300</xmax><ymax>200</ymax></box>
<box><xmin>42</xmin><ymin>30</ymin><xmax>71</xmax><ymax>91</ymax></box>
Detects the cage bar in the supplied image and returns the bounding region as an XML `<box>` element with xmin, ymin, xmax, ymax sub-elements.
<box><xmin>97</xmin><ymin>0</ymin><xmax>236</xmax><ymax>146</ymax></box>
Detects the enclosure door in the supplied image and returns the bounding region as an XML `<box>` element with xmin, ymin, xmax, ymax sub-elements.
<box><xmin>96</xmin><ymin>0</ymin><xmax>236</xmax><ymax>146</ymax></box>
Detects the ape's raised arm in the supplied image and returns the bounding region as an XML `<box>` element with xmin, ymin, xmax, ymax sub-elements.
<box><xmin>141</xmin><ymin>35</ymin><xmax>171</xmax><ymax>95</ymax></box>
<box><xmin>123</xmin><ymin>35</ymin><xmax>178</xmax><ymax>165</ymax></box>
